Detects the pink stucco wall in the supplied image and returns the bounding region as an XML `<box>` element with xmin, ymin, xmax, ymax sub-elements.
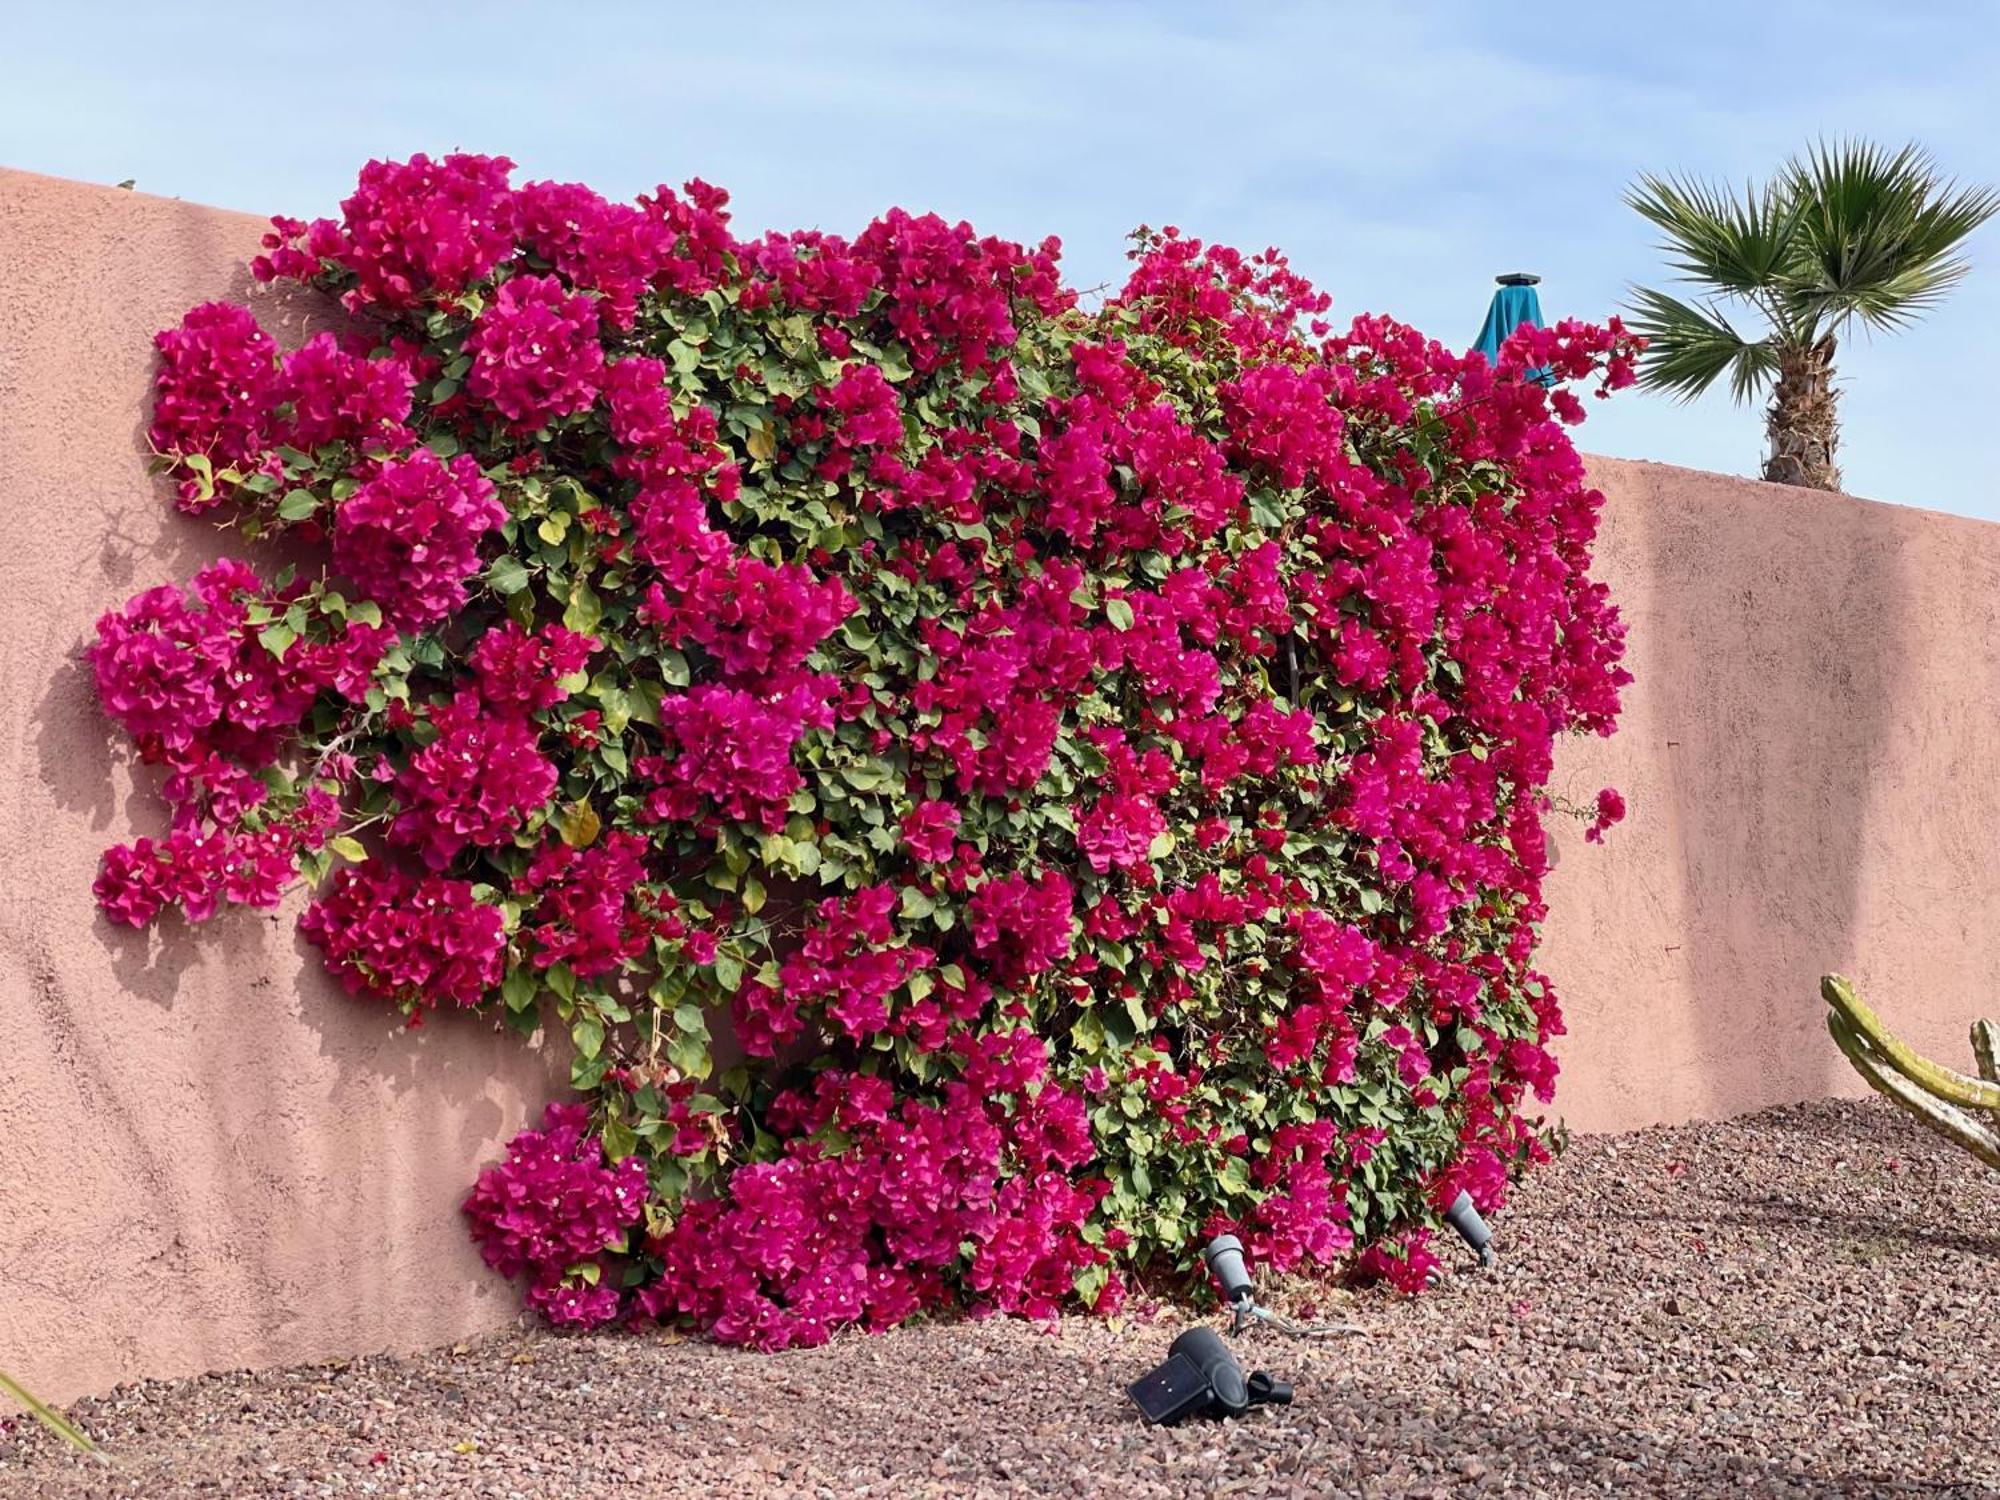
<box><xmin>1</xmin><ymin>169</ymin><xmax>1994</xmax><ymax>1400</ymax></box>
<box><xmin>0</xmin><ymin>170</ymin><xmax>567</xmax><ymax>1404</ymax></box>
<box><xmin>1542</xmin><ymin>457</ymin><xmax>2000</xmax><ymax>1132</ymax></box>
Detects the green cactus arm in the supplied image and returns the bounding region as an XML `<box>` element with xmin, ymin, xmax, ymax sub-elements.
<box><xmin>1974</xmin><ymin>1019</ymin><xmax>1999</xmax><ymax>1085</ymax></box>
<box><xmin>1828</xmin><ymin>1013</ymin><xmax>2000</xmax><ymax>1171</ymax></box>
<box><xmin>1820</xmin><ymin>975</ymin><xmax>2000</xmax><ymax>1114</ymax></box>
<box><xmin>0</xmin><ymin>1367</ymin><xmax>101</xmax><ymax>1460</ymax></box>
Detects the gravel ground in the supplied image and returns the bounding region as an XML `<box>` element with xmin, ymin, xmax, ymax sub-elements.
<box><xmin>5</xmin><ymin>1096</ymin><xmax>1997</xmax><ymax>1499</ymax></box>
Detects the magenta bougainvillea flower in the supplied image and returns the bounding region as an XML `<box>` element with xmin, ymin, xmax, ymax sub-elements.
<box><xmin>300</xmin><ymin>864</ymin><xmax>506</xmax><ymax>1015</ymax></box>
<box><xmin>331</xmin><ymin>449</ymin><xmax>507</xmax><ymax>631</ymax></box>
<box><xmin>464</xmin><ymin>273</ymin><xmax>607</xmax><ymax>430</ymax></box>
<box><xmin>95</xmin><ymin>152</ymin><xmax>1638</xmax><ymax>1347</ymax></box>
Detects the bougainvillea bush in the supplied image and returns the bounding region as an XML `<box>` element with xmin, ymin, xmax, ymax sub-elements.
<box><xmin>92</xmin><ymin>152</ymin><xmax>1637</xmax><ymax>1346</ymax></box>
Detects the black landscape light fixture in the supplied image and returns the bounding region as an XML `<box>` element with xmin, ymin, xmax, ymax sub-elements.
<box><xmin>1125</xmin><ymin>1326</ymin><xmax>1294</xmax><ymax>1427</ymax></box>
<box><xmin>1124</xmin><ymin>1232</ymin><xmax>1366</xmax><ymax>1426</ymax></box>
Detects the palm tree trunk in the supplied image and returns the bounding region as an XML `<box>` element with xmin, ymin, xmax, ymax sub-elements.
<box><xmin>1762</xmin><ymin>336</ymin><xmax>1842</xmax><ymax>491</ymax></box>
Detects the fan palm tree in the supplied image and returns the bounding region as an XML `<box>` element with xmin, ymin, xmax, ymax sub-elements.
<box><xmin>1625</xmin><ymin>140</ymin><xmax>1997</xmax><ymax>491</ymax></box>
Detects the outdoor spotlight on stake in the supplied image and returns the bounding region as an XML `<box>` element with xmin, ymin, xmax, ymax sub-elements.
<box><xmin>1198</xmin><ymin>1233</ymin><xmax>1363</xmax><ymax>1336</ymax></box>
<box><xmin>1125</xmin><ymin>1327</ymin><xmax>1293</xmax><ymax>1427</ymax></box>
<box><xmin>1443</xmin><ymin>1190</ymin><xmax>1498</xmax><ymax>1269</ymax></box>
<box><xmin>1204</xmin><ymin>1233</ymin><xmax>1256</xmax><ymax>1318</ymax></box>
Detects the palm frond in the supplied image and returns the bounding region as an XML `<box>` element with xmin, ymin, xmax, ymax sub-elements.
<box><xmin>1781</xmin><ymin>138</ymin><xmax>2000</xmax><ymax>333</ymax></box>
<box><xmin>1623</xmin><ymin>287</ymin><xmax>1778</xmax><ymax>404</ymax></box>
<box><xmin>1624</xmin><ymin>170</ymin><xmax>1800</xmax><ymax>303</ymax></box>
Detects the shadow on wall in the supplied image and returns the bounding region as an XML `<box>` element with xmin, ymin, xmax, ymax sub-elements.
<box><xmin>1633</xmin><ymin>462</ymin><xmax>1911</xmax><ymax>1117</ymax></box>
<box><xmin>1545</xmin><ymin>456</ymin><xmax>2000</xmax><ymax>1133</ymax></box>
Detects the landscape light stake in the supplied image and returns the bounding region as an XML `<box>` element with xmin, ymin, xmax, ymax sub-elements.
<box><xmin>1128</xmin><ymin>1230</ymin><xmax>1384</xmax><ymax>1424</ymax></box>
<box><xmin>1199</xmin><ymin>1234</ymin><xmax>1367</xmax><ymax>1338</ymax></box>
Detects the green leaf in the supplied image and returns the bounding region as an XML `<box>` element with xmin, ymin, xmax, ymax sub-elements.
<box><xmin>1124</xmin><ymin>993</ymin><xmax>1149</xmax><ymax>1036</ymax></box>
<box><xmin>277</xmin><ymin>489</ymin><xmax>318</xmax><ymax>521</ymax></box>
<box><xmin>485</xmin><ymin>556</ymin><xmax>532</xmax><ymax>596</ymax></box>
<box><xmin>327</xmin><ymin>835</ymin><xmax>368</xmax><ymax>864</ymax></box>
<box><xmin>257</xmin><ymin>622</ymin><xmax>297</xmax><ymax>659</ymax></box>
<box><xmin>0</xmin><ymin>1367</ymin><xmax>100</xmax><ymax>1460</ymax></box>
<box><xmin>572</xmin><ymin>1014</ymin><xmax>605</xmax><ymax>1061</ymax></box>
<box><xmin>564</xmin><ymin>578</ymin><xmax>603</xmax><ymax>634</ymax></box>
<box><xmin>1103</xmin><ymin>598</ymin><xmax>1135</xmax><ymax>632</ymax></box>
<box><xmin>502</xmin><ymin>967</ymin><xmax>539</xmax><ymax>1013</ymax></box>
<box><xmin>600</xmin><ymin>1115</ymin><xmax>637</xmax><ymax>1162</ymax></box>
<box><xmin>713</xmin><ymin>951</ymin><xmax>744</xmax><ymax>994</ymax></box>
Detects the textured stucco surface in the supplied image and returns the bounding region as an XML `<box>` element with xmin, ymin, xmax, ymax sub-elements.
<box><xmin>0</xmin><ymin>169</ymin><xmax>567</xmax><ymax>1404</ymax></box>
<box><xmin>2</xmin><ymin>168</ymin><xmax>1996</xmax><ymax>1401</ymax></box>
<box><xmin>1542</xmin><ymin>456</ymin><xmax>2000</xmax><ymax>1132</ymax></box>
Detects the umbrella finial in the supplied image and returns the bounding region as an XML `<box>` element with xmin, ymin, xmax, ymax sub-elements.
<box><xmin>1496</xmin><ymin>271</ymin><xmax>1541</xmax><ymax>287</ymax></box>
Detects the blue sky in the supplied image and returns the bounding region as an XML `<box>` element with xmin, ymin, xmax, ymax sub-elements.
<box><xmin>8</xmin><ymin>1</ymin><xmax>1999</xmax><ymax>517</ymax></box>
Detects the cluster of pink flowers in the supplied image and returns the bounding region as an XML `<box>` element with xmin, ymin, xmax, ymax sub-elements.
<box><xmin>463</xmin><ymin>1102</ymin><xmax>649</xmax><ymax>1328</ymax></box>
<box><xmin>899</xmin><ymin>800</ymin><xmax>961</xmax><ymax>862</ymax></box>
<box><xmin>640</xmin><ymin>1059</ymin><xmax>1112</xmax><ymax>1349</ymax></box>
<box><xmin>300</xmin><ymin>864</ymin><xmax>506</xmax><ymax>1014</ymax></box>
<box><xmin>331</xmin><ymin>450</ymin><xmax>506</xmax><ymax>630</ymax></box>
<box><xmin>148</xmin><ymin>301</ymin><xmax>282</xmax><ymax>506</ymax></box>
<box><xmin>464</xmin><ymin>273</ymin><xmax>605</xmax><ymax>430</ymax></box>
<box><xmin>279</xmin><ymin>332</ymin><xmax>417</xmax><ymax>451</ymax></box>
<box><xmin>89</xmin><ymin>562</ymin><xmax>263</xmax><ymax>753</ymax></box>
<box><xmin>518</xmin><ymin>833</ymin><xmax>658</xmax><ymax>978</ymax></box>
<box><xmin>967</xmin><ymin>870</ymin><xmax>1076</xmax><ymax>984</ymax></box>
<box><xmin>779</xmin><ymin>885</ymin><xmax>935</xmax><ymax>1042</ymax></box>
<box><xmin>1585</xmin><ymin>787</ymin><xmax>1627</xmax><ymax>844</ymax></box>
<box><xmin>148</xmin><ymin>303</ymin><xmax>418</xmax><ymax>515</ymax></box>
<box><xmin>676</xmin><ymin>558</ymin><xmax>854</xmax><ymax>684</ymax></box>
<box><xmin>1352</xmin><ymin>1229</ymin><xmax>1444</xmax><ymax>1295</ymax></box>
<box><xmin>470</xmin><ymin>620</ymin><xmax>597</xmax><ymax>716</ymax></box>
<box><xmin>641</xmin><ymin>678</ymin><xmax>832</xmax><ymax>833</ymax></box>
<box><xmin>389</xmin><ymin>693</ymin><xmax>558</xmax><ymax>869</ymax></box>
<box><xmin>512</xmin><ymin>179</ymin><xmax>672</xmax><ymax>329</ymax></box>
<box><xmin>95</xmin><ymin>819</ymin><xmax>320</xmax><ymax>928</ymax></box>
<box><xmin>853</xmin><ymin>209</ymin><xmax>1069</xmax><ymax>376</ymax></box>
<box><xmin>255</xmin><ymin>151</ymin><xmax>518</xmax><ymax>308</ymax></box>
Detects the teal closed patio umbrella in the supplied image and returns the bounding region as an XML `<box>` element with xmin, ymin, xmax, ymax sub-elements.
<box><xmin>1471</xmin><ymin>271</ymin><xmax>1543</xmax><ymax>364</ymax></box>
